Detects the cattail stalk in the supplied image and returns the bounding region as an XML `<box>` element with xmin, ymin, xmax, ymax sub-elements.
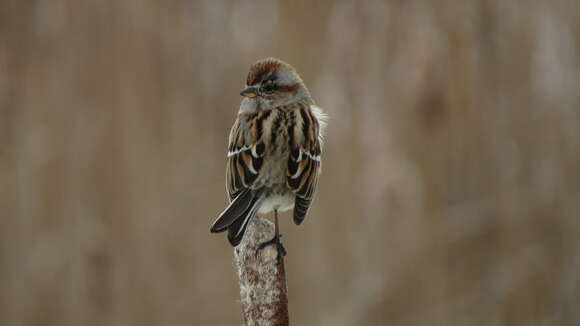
<box><xmin>234</xmin><ymin>217</ymin><xmax>289</xmax><ymax>326</ymax></box>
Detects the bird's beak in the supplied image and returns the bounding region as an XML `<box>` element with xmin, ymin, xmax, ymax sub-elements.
<box><xmin>240</xmin><ymin>87</ymin><xmax>258</xmax><ymax>98</ymax></box>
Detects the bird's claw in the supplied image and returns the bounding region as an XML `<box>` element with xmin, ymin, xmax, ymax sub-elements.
<box><xmin>255</xmin><ymin>233</ymin><xmax>287</xmax><ymax>264</ymax></box>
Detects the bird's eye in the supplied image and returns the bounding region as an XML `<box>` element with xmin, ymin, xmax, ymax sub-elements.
<box><xmin>261</xmin><ymin>80</ymin><xmax>276</xmax><ymax>94</ymax></box>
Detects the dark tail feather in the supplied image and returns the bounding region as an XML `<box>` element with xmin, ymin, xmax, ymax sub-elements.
<box><xmin>293</xmin><ymin>197</ymin><xmax>311</xmax><ymax>225</ymax></box>
<box><xmin>227</xmin><ymin>195</ymin><xmax>262</xmax><ymax>246</ymax></box>
<box><xmin>210</xmin><ymin>189</ymin><xmax>254</xmax><ymax>233</ymax></box>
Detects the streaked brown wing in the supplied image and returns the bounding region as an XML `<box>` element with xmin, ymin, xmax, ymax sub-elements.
<box><xmin>226</xmin><ymin>114</ymin><xmax>266</xmax><ymax>201</ymax></box>
<box><xmin>287</xmin><ymin>107</ymin><xmax>322</xmax><ymax>224</ymax></box>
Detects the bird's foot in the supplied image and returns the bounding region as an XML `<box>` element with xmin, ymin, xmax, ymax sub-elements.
<box><xmin>255</xmin><ymin>233</ymin><xmax>287</xmax><ymax>265</ymax></box>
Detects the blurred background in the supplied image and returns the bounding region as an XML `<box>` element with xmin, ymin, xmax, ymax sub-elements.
<box><xmin>1</xmin><ymin>0</ymin><xmax>580</xmax><ymax>325</ymax></box>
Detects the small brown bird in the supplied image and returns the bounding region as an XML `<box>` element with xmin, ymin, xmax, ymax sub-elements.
<box><xmin>210</xmin><ymin>58</ymin><xmax>326</xmax><ymax>260</ymax></box>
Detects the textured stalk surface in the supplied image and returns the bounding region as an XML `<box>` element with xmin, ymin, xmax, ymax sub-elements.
<box><xmin>234</xmin><ymin>217</ymin><xmax>289</xmax><ymax>326</ymax></box>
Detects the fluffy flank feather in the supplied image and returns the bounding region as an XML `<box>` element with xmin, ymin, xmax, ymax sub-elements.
<box><xmin>311</xmin><ymin>105</ymin><xmax>328</xmax><ymax>140</ymax></box>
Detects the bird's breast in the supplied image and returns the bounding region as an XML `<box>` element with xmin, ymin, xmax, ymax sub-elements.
<box><xmin>253</xmin><ymin>108</ymin><xmax>293</xmax><ymax>188</ymax></box>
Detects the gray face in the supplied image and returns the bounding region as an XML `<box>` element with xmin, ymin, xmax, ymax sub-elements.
<box><xmin>239</xmin><ymin>68</ymin><xmax>313</xmax><ymax>114</ymax></box>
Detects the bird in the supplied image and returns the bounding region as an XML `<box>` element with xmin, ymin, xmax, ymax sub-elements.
<box><xmin>210</xmin><ymin>58</ymin><xmax>326</xmax><ymax>261</ymax></box>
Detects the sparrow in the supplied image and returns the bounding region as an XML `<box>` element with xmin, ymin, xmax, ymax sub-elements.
<box><xmin>210</xmin><ymin>58</ymin><xmax>326</xmax><ymax>261</ymax></box>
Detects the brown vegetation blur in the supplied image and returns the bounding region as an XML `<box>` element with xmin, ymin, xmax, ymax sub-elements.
<box><xmin>1</xmin><ymin>1</ymin><xmax>580</xmax><ymax>325</ymax></box>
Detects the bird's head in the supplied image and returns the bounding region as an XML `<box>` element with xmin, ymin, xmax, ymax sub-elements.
<box><xmin>239</xmin><ymin>58</ymin><xmax>312</xmax><ymax>113</ymax></box>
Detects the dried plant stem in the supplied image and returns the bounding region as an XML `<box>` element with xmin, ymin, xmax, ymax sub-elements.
<box><xmin>234</xmin><ymin>217</ymin><xmax>289</xmax><ymax>326</ymax></box>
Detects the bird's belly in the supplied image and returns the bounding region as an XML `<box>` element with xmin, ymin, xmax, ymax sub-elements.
<box><xmin>251</xmin><ymin>108</ymin><xmax>295</xmax><ymax>215</ymax></box>
<box><xmin>258</xmin><ymin>191</ymin><xmax>294</xmax><ymax>215</ymax></box>
<box><xmin>254</xmin><ymin>144</ymin><xmax>290</xmax><ymax>187</ymax></box>
<box><xmin>254</xmin><ymin>154</ymin><xmax>294</xmax><ymax>215</ymax></box>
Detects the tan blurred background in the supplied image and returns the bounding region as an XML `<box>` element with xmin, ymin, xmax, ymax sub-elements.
<box><xmin>1</xmin><ymin>1</ymin><xmax>580</xmax><ymax>325</ymax></box>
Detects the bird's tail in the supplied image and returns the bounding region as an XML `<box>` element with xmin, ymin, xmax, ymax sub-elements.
<box><xmin>210</xmin><ymin>189</ymin><xmax>262</xmax><ymax>247</ymax></box>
